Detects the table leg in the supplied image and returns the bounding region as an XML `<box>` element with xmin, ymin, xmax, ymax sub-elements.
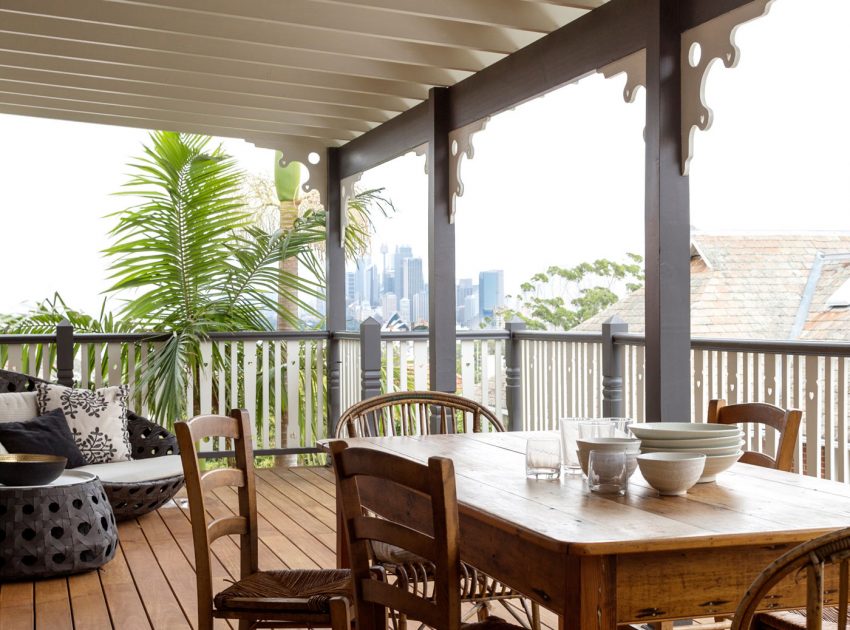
<box><xmin>561</xmin><ymin>556</ymin><xmax>617</xmax><ymax>630</ymax></box>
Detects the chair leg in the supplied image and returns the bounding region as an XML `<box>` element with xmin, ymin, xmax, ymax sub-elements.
<box><xmin>530</xmin><ymin>602</ymin><xmax>541</xmax><ymax>630</ymax></box>
<box><xmin>329</xmin><ymin>597</ymin><xmax>351</xmax><ymax>630</ymax></box>
<box><xmin>476</xmin><ymin>602</ymin><xmax>490</xmax><ymax>622</ymax></box>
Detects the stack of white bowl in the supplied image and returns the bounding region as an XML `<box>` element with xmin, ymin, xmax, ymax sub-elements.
<box><xmin>629</xmin><ymin>422</ymin><xmax>744</xmax><ymax>482</ymax></box>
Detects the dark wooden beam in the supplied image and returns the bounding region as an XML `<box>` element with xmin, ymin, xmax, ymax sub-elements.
<box><xmin>427</xmin><ymin>87</ymin><xmax>456</xmax><ymax>395</ymax></box>
<box><xmin>338</xmin><ymin>102</ymin><xmax>429</xmax><ymax>180</ymax></box>
<box><xmin>449</xmin><ymin>0</ymin><xmax>647</xmax><ymax>129</ymax></box>
<box><xmin>325</xmin><ymin>146</ymin><xmax>346</xmax><ymax>428</ymax></box>
<box><xmin>680</xmin><ymin>0</ymin><xmax>761</xmax><ymax>30</ymax></box>
<box><xmin>644</xmin><ymin>0</ymin><xmax>692</xmax><ymax>422</ymax></box>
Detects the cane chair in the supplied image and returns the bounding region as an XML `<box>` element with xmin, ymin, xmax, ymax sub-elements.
<box><xmin>176</xmin><ymin>409</ymin><xmax>351</xmax><ymax>630</ymax></box>
<box><xmin>336</xmin><ymin>391</ymin><xmax>540</xmax><ymax>629</ymax></box>
<box><xmin>708</xmin><ymin>400</ymin><xmax>803</xmax><ymax>472</ymax></box>
<box><xmin>330</xmin><ymin>440</ymin><xmax>524</xmax><ymax>630</ymax></box>
<box><xmin>732</xmin><ymin>527</ymin><xmax>850</xmax><ymax>630</ymax></box>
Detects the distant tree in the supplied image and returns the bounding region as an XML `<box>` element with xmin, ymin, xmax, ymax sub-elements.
<box><xmin>499</xmin><ymin>254</ymin><xmax>644</xmax><ymax>331</ymax></box>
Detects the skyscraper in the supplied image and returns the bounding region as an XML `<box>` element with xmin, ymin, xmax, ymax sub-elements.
<box><xmin>393</xmin><ymin>245</ymin><xmax>413</xmax><ymax>300</ymax></box>
<box><xmin>478</xmin><ymin>270</ymin><xmax>504</xmax><ymax>320</ymax></box>
<box><xmin>403</xmin><ymin>257</ymin><xmax>424</xmax><ymax>301</ymax></box>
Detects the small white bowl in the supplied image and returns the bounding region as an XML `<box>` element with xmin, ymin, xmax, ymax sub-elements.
<box><xmin>576</xmin><ymin>437</ymin><xmax>641</xmax><ymax>476</ymax></box>
<box><xmin>697</xmin><ymin>451</ymin><xmax>743</xmax><ymax>483</ymax></box>
<box><xmin>636</xmin><ymin>452</ymin><xmax>706</xmax><ymax>496</ymax></box>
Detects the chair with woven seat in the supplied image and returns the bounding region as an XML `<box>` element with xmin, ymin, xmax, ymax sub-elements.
<box><xmin>732</xmin><ymin>526</ymin><xmax>850</xmax><ymax>630</ymax></box>
<box><xmin>708</xmin><ymin>399</ymin><xmax>803</xmax><ymax>472</ymax></box>
<box><xmin>176</xmin><ymin>409</ymin><xmax>351</xmax><ymax>630</ymax></box>
<box><xmin>336</xmin><ymin>391</ymin><xmax>540</xmax><ymax>629</ymax></box>
<box><xmin>330</xmin><ymin>439</ymin><xmax>525</xmax><ymax>630</ymax></box>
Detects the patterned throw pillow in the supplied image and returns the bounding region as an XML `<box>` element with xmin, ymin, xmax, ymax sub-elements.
<box><xmin>35</xmin><ymin>383</ymin><xmax>132</xmax><ymax>464</ymax></box>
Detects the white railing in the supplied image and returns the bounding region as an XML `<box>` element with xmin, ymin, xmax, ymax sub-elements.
<box><xmin>0</xmin><ymin>330</ymin><xmax>331</xmax><ymax>456</ymax></box>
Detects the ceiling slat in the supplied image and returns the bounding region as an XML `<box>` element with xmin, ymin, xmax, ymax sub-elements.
<box><xmin>116</xmin><ymin>0</ymin><xmax>548</xmax><ymax>49</ymax></box>
<box><xmin>2</xmin><ymin>0</ymin><xmax>504</xmax><ymax>70</ymax></box>
<box><xmin>0</xmin><ymin>16</ymin><xmax>461</xmax><ymax>92</ymax></box>
<box><xmin>0</xmin><ymin>62</ymin><xmax>395</xmax><ymax>123</ymax></box>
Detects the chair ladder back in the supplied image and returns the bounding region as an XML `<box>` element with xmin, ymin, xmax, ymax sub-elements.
<box><xmin>331</xmin><ymin>441</ymin><xmax>462</xmax><ymax>630</ymax></box>
<box><xmin>708</xmin><ymin>399</ymin><xmax>803</xmax><ymax>472</ymax></box>
<box><xmin>176</xmin><ymin>409</ymin><xmax>259</xmax><ymax>596</ymax></box>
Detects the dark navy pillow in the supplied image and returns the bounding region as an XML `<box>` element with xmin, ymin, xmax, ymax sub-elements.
<box><xmin>0</xmin><ymin>408</ymin><xmax>86</xmax><ymax>468</ymax></box>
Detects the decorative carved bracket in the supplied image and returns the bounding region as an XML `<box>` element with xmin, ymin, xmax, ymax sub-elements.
<box><xmin>277</xmin><ymin>141</ymin><xmax>328</xmax><ymax>203</ymax></box>
<box><xmin>448</xmin><ymin>117</ymin><xmax>490</xmax><ymax>223</ymax></box>
<box><xmin>413</xmin><ymin>143</ymin><xmax>428</xmax><ymax>175</ymax></box>
<box><xmin>599</xmin><ymin>48</ymin><xmax>646</xmax><ymax>103</ymax></box>
<box><xmin>681</xmin><ymin>0</ymin><xmax>774</xmax><ymax>175</ymax></box>
<box><xmin>339</xmin><ymin>172</ymin><xmax>363</xmax><ymax>248</ymax></box>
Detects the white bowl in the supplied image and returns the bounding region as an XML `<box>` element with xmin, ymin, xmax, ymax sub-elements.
<box><xmin>636</xmin><ymin>452</ymin><xmax>707</xmax><ymax>496</ymax></box>
<box><xmin>697</xmin><ymin>451</ymin><xmax>743</xmax><ymax>483</ymax></box>
<box><xmin>640</xmin><ymin>440</ymin><xmax>744</xmax><ymax>457</ymax></box>
<box><xmin>630</xmin><ymin>422</ymin><xmax>742</xmax><ymax>440</ymax></box>
<box><xmin>576</xmin><ymin>438</ymin><xmax>641</xmax><ymax>476</ymax></box>
<box><xmin>640</xmin><ymin>434</ymin><xmax>744</xmax><ymax>448</ymax></box>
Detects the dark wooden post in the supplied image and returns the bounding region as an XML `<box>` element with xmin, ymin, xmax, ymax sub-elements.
<box><xmin>644</xmin><ymin>0</ymin><xmax>691</xmax><ymax>422</ymax></box>
<box><xmin>359</xmin><ymin>317</ymin><xmax>381</xmax><ymax>401</ymax></box>
<box><xmin>427</xmin><ymin>87</ymin><xmax>456</xmax><ymax>396</ymax></box>
<box><xmin>601</xmin><ymin>315</ymin><xmax>628</xmax><ymax>418</ymax></box>
<box><xmin>326</xmin><ymin>147</ymin><xmax>345</xmax><ymax>433</ymax></box>
<box><xmin>504</xmin><ymin>320</ymin><xmax>525</xmax><ymax>431</ymax></box>
<box><xmin>55</xmin><ymin>319</ymin><xmax>75</xmax><ymax>387</ymax></box>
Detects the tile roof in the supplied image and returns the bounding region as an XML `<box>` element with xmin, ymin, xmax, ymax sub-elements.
<box><xmin>576</xmin><ymin>234</ymin><xmax>850</xmax><ymax>341</ymax></box>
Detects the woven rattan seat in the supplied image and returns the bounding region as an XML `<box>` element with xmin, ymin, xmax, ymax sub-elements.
<box><xmin>214</xmin><ymin>569</ymin><xmax>351</xmax><ymax>613</ymax></box>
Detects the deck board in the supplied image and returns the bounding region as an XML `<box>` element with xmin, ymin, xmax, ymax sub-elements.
<box><xmin>0</xmin><ymin>466</ymin><xmax>559</xmax><ymax>629</ymax></box>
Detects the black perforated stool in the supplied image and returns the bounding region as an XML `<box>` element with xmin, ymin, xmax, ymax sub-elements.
<box><xmin>0</xmin><ymin>470</ymin><xmax>117</xmax><ymax>581</ymax></box>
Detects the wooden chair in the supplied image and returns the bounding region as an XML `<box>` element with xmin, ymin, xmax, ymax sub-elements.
<box><xmin>336</xmin><ymin>391</ymin><xmax>540</xmax><ymax>629</ymax></box>
<box><xmin>176</xmin><ymin>409</ymin><xmax>351</xmax><ymax>630</ymax></box>
<box><xmin>732</xmin><ymin>527</ymin><xmax>850</xmax><ymax>630</ymax></box>
<box><xmin>708</xmin><ymin>400</ymin><xmax>803</xmax><ymax>472</ymax></box>
<box><xmin>330</xmin><ymin>440</ymin><xmax>524</xmax><ymax>630</ymax></box>
<box><xmin>336</xmin><ymin>390</ymin><xmax>506</xmax><ymax>438</ymax></box>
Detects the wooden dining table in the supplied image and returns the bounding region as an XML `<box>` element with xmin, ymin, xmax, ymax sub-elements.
<box><xmin>328</xmin><ymin>431</ymin><xmax>850</xmax><ymax>629</ymax></box>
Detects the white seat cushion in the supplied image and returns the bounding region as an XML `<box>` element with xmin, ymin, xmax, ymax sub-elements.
<box><xmin>75</xmin><ymin>455</ymin><xmax>183</xmax><ymax>483</ymax></box>
<box><xmin>0</xmin><ymin>392</ymin><xmax>39</xmax><ymax>454</ymax></box>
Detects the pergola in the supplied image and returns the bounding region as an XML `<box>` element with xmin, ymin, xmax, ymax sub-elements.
<box><xmin>0</xmin><ymin>0</ymin><xmax>774</xmax><ymax>424</ymax></box>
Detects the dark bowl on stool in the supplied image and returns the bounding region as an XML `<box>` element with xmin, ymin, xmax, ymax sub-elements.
<box><xmin>0</xmin><ymin>454</ymin><xmax>67</xmax><ymax>486</ymax></box>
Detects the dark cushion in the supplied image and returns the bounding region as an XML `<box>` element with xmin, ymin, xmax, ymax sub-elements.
<box><xmin>0</xmin><ymin>408</ymin><xmax>87</xmax><ymax>468</ymax></box>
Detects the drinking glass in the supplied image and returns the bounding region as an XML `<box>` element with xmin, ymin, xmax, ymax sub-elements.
<box><xmin>559</xmin><ymin>418</ymin><xmax>586</xmax><ymax>475</ymax></box>
<box><xmin>577</xmin><ymin>419</ymin><xmax>617</xmax><ymax>440</ymax></box>
<box><xmin>526</xmin><ymin>436</ymin><xmax>561</xmax><ymax>479</ymax></box>
<box><xmin>607</xmin><ymin>417</ymin><xmax>634</xmax><ymax>438</ymax></box>
<box><xmin>586</xmin><ymin>450</ymin><xmax>628</xmax><ymax>495</ymax></box>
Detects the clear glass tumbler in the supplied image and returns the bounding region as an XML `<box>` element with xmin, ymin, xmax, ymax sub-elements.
<box><xmin>577</xmin><ymin>419</ymin><xmax>618</xmax><ymax>440</ymax></box>
<box><xmin>586</xmin><ymin>450</ymin><xmax>628</xmax><ymax>495</ymax></box>
<box><xmin>559</xmin><ymin>418</ymin><xmax>586</xmax><ymax>475</ymax></box>
<box><xmin>526</xmin><ymin>436</ymin><xmax>561</xmax><ymax>480</ymax></box>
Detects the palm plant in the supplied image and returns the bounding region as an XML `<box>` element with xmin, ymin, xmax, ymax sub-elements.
<box><xmin>104</xmin><ymin>131</ymin><xmax>328</xmax><ymax>423</ymax></box>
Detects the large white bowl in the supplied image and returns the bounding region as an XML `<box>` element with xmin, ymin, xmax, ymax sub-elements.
<box><xmin>630</xmin><ymin>422</ymin><xmax>742</xmax><ymax>440</ymax></box>
<box><xmin>636</xmin><ymin>452</ymin><xmax>706</xmax><ymax>496</ymax></box>
<box><xmin>640</xmin><ymin>434</ymin><xmax>744</xmax><ymax>448</ymax></box>
<box><xmin>640</xmin><ymin>440</ymin><xmax>745</xmax><ymax>457</ymax></box>
<box><xmin>576</xmin><ymin>437</ymin><xmax>641</xmax><ymax>477</ymax></box>
<box><xmin>697</xmin><ymin>451</ymin><xmax>743</xmax><ymax>483</ymax></box>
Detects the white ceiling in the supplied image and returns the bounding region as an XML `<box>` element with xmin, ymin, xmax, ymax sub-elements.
<box><xmin>0</xmin><ymin>0</ymin><xmax>606</xmax><ymax>149</ymax></box>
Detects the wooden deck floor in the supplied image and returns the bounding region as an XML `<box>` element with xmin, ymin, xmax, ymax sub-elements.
<box><xmin>0</xmin><ymin>466</ymin><xmax>561</xmax><ymax>630</ymax></box>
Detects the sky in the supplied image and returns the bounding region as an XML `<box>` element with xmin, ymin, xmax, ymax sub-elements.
<box><xmin>1</xmin><ymin>0</ymin><xmax>848</xmax><ymax>316</ymax></box>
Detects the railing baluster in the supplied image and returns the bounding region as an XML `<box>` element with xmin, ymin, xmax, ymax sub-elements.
<box><xmin>286</xmin><ymin>340</ymin><xmax>300</xmax><ymax>450</ymax></box>
<box><xmin>305</xmin><ymin>340</ymin><xmax>314</xmax><ymax>447</ymax></box>
<box><xmin>805</xmin><ymin>355</ymin><xmax>821</xmax><ymax>478</ymax></box>
<box><xmin>274</xmin><ymin>340</ymin><xmax>282</xmax><ymax>449</ymax></box>
<box><xmin>413</xmin><ymin>340</ymin><xmax>427</xmax><ymax>390</ymax></box>
<box><xmin>825</xmin><ymin>356</ymin><xmax>834</xmax><ymax>482</ymax></box>
<box><xmin>839</xmin><ymin>358</ymin><xmax>848</xmax><ymax>483</ymax></box>
<box><xmin>261</xmin><ymin>340</ymin><xmax>270</xmax><ymax>449</ymax></box>
<box><xmin>317</xmin><ymin>340</ymin><xmax>326</xmax><ymax>440</ymax></box>
<box><xmin>481</xmin><ymin>339</ymin><xmax>490</xmax><ymax>411</ymax></box>
<box><xmin>244</xmin><ymin>341</ymin><xmax>257</xmax><ymax>442</ymax></box>
<box><xmin>461</xmin><ymin>340</ymin><xmax>475</xmax><ymax>399</ymax></box>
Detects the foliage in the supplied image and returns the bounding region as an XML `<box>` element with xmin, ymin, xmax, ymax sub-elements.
<box><xmin>499</xmin><ymin>254</ymin><xmax>644</xmax><ymax>331</ymax></box>
<box><xmin>0</xmin><ymin>131</ymin><xmax>393</xmax><ymax>429</ymax></box>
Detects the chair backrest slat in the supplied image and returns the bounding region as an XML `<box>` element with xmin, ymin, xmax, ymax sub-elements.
<box><xmin>176</xmin><ymin>409</ymin><xmax>258</xmax><ymax>630</ymax></box>
<box><xmin>331</xmin><ymin>441</ymin><xmax>461</xmax><ymax>630</ymax></box>
<box><xmin>708</xmin><ymin>399</ymin><xmax>802</xmax><ymax>472</ymax></box>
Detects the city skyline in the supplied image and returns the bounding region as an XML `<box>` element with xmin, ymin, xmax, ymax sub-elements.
<box><xmin>346</xmin><ymin>243</ymin><xmax>505</xmax><ymax>331</ymax></box>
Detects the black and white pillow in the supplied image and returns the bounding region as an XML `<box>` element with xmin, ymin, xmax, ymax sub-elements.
<box><xmin>35</xmin><ymin>383</ymin><xmax>132</xmax><ymax>464</ymax></box>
